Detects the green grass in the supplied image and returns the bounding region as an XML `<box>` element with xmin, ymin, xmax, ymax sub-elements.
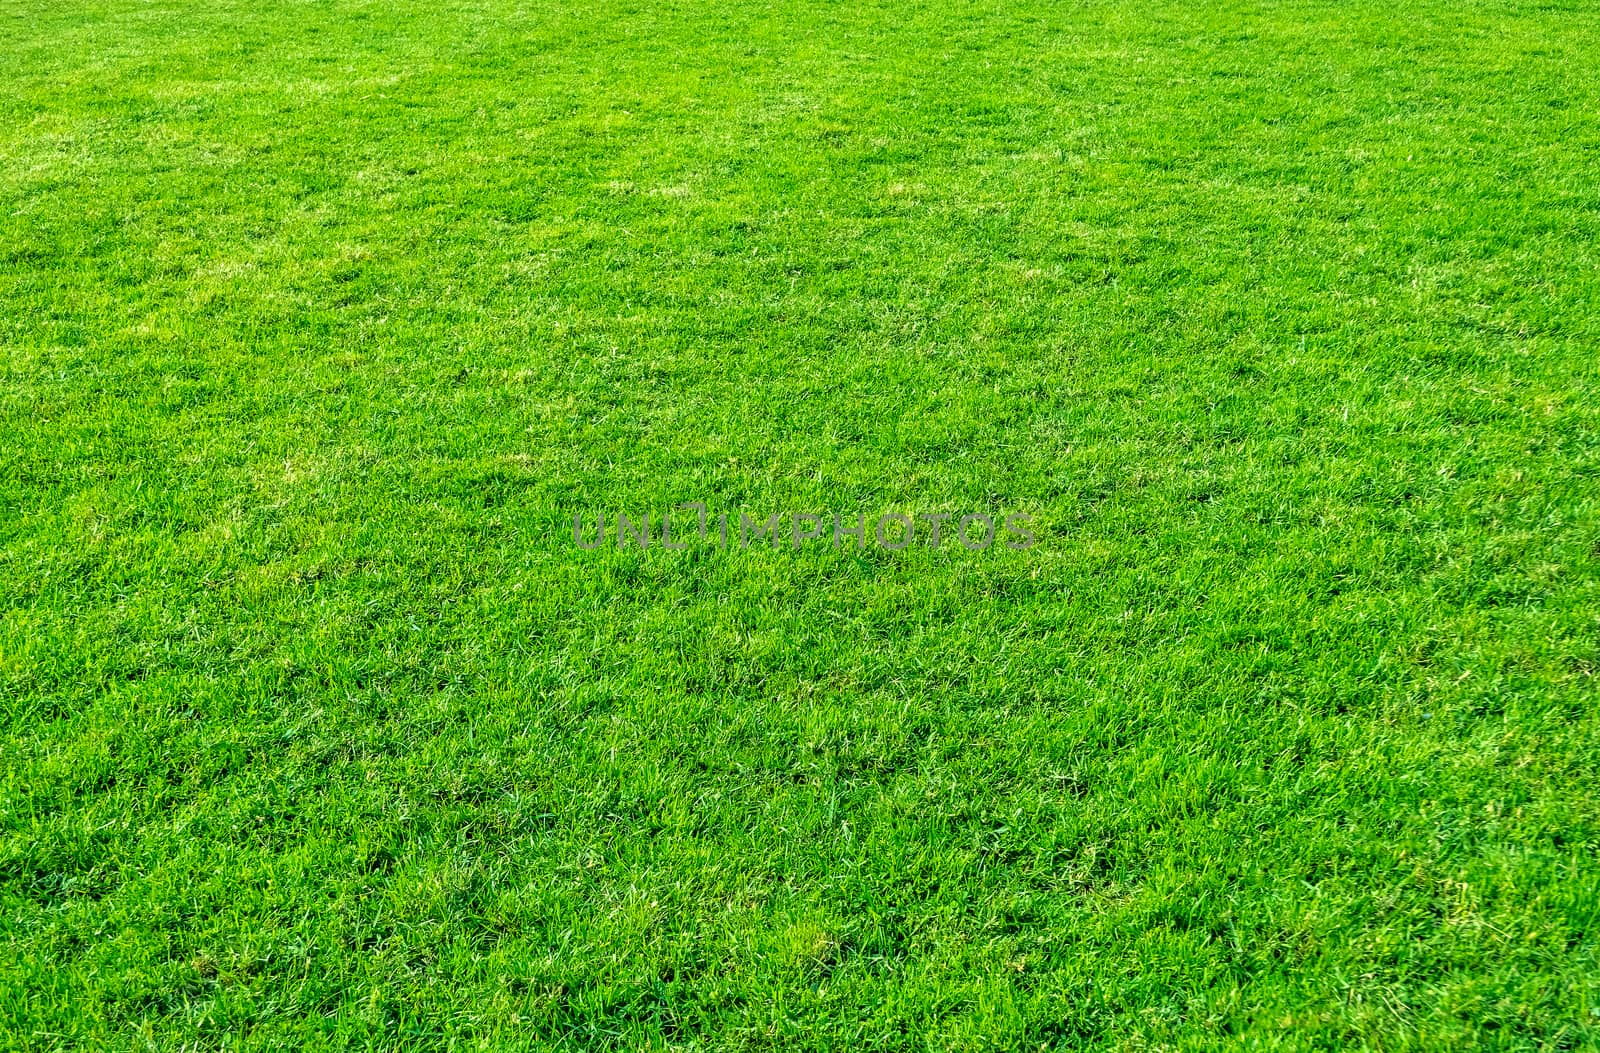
<box><xmin>3</xmin><ymin>0</ymin><xmax>1599</xmax><ymax>1047</ymax></box>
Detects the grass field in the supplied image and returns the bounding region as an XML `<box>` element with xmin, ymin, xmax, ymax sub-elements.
<box><xmin>3</xmin><ymin>0</ymin><xmax>1600</xmax><ymax>1047</ymax></box>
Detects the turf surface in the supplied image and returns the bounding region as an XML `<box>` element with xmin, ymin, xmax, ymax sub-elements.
<box><xmin>3</xmin><ymin>0</ymin><xmax>1599</xmax><ymax>1048</ymax></box>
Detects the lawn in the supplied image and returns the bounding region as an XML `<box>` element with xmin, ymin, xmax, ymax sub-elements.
<box><xmin>2</xmin><ymin>0</ymin><xmax>1598</xmax><ymax>1047</ymax></box>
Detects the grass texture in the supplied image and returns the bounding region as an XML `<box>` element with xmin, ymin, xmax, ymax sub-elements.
<box><xmin>2</xmin><ymin>0</ymin><xmax>1599</xmax><ymax>1048</ymax></box>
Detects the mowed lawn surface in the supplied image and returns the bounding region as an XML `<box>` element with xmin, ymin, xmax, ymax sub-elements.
<box><xmin>3</xmin><ymin>0</ymin><xmax>1599</xmax><ymax>1047</ymax></box>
